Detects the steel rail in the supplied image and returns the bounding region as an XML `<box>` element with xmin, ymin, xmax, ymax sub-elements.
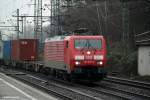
<box><xmin>10</xmin><ymin>75</ymin><xmax>74</xmax><ymax>100</ymax></box>
<box><xmin>10</xmin><ymin>74</ymin><xmax>102</xmax><ymax>100</ymax></box>
<box><xmin>104</xmin><ymin>76</ymin><xmax>150</xmax><ymax>90</ymax></box>
<box><xmin>42</xmin><ymin>76</ymin><xmax>133</xmax><ymax>100</ymax></box>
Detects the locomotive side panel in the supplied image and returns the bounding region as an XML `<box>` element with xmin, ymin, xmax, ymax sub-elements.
<box><xmin>64</xmin><ymin>38</ymin><xmax>74</xmax><ymax>73</ymax></box>
<box><xmin>101</xmin><ymin>37</ymin><xmax>107</xmax><ymax>65</ymax></box>
<box><xmin>44</xmin><ymin>41</ymin><xmax>66</xmax><ymax>70</ymax></box>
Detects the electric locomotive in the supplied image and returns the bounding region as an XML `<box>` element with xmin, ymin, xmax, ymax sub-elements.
<box><xmin>44</xmin><ymin>35</ymin><xmax>107</xmax><ymax>82</ymax></box>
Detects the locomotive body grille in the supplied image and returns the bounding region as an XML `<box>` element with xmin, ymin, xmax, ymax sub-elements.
<box><xmin>85</xmin><ymin>55</ymin><xmax>93</xmax><ymax>60</ymax></box>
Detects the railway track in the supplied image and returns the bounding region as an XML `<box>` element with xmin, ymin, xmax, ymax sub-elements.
<box><xmin>8</xmin><ymin>74</ymin><xmax>102</xmax><ymax>100</ymax></box>
<box><xmin>50</xmin><ymin>79</ymin><xmax>133</xmax><ymax>100</ymax></box>
<box><xmin>95</xmin><ymin>82</ymin><xmax>150</xmax><ymax>100</ymax></box>
<box><xmin>12</xmin><ymin>75</ymin><xmax>73</xmax><ymax>100</ymax></box>
<box><xmin>25</xmin><ymin>73</ymin><xmax>150</xmax><ymax>100</ymax></box>
<box><xmin>0</xmin><ymin>67</ymin><xmax>131</xmax><ymax>100</ymax></box>
<box><xmin>104</xmin><ymin>76</ymin><xmax>150</xmax><ymax>90</ymax></box>
<box><xmin>1</xmin><ymin>67</ymin><xmax>150</xmax><ymax>100</ymax></box>
<box><xmin>53</xmin><ymin>79</ymin><xmax>150</xmax><ymax>100</ymax></box>
<box><xmin>0</xmin><ymin>67</ymin><xmax>100</xmax><ymax>100</ymax></box>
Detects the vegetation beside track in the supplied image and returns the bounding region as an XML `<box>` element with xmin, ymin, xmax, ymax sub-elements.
<box><xmin>106</xmin><ymin>41</ymin><xmax>138</xmax><ymax>77</ymax></box>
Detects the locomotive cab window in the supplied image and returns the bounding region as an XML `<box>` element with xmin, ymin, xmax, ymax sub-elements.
<box><xmin>74</xmin><ymin>39</ymin><xmax>102</xmax><ymax>49</ymax></box>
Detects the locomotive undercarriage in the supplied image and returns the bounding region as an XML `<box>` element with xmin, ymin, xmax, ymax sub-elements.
<box><xmin>72</xmin><ymin>67</ymin><xmax>107</xmax><ymax>81</ymax></box>
<box><xmin>2</xmin><ymin>60</ymin><xmax>106</xmax><ymax>82</ymax></box>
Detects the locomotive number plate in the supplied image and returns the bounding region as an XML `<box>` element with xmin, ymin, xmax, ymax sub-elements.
<box><xmin>85</xmin><ymin>56</ymin><xmax>93</xmax><ymax>60</ymax></box>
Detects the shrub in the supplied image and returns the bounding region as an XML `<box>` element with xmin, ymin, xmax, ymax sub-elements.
<box><xmin>106</xmin><ymin>41</ymin><xmax>138</xmax><ymax>77</ymax></box>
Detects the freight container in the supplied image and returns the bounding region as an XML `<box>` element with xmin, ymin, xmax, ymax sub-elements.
<box><xmin>0</xmin><ymin>40</ymin><xmax>3</xmax><ymax>59</ymax></box>
<box><xmin>3</xmin><ymin>41</ymin><xmax>11</xmax><ymax>60</ymax></box>
<box><xmin>11</xmin><ymin>39</ymin><xmax>38</xmax><ymax>61</ymax></box>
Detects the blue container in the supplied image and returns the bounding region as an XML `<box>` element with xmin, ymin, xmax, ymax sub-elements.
<box><xmin>3</xmin><ymin>41</ymin><xmax>11</xmax><ymax>60</ymax></box>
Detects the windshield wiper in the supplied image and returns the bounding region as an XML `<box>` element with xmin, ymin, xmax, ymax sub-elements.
<box><xmin>88</xmin><ymin>41</ymin><xmax>97</xmax><ymax>51</ymax></box>
<box><xmin>80</xmin><ymin>40</ymin><xmax>88</xmax><ymax>51</ymax></box>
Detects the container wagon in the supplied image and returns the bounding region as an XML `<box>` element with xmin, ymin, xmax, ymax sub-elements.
<box><xmin>10</xmin><ymin>39</ymin><xmax>38</xmax><ymax>69</ymax></box>
<box><xmin>0</xmin><ymin>40</ymin><xmax>3</xmax><ymax>65</ymax></box>
<box><xmin>11</xmin><ymin>39</ymin><xmax>38</xmax><ymax>61</ymax></box>
<box><xmin>2</xmin><ymin>41</ymin><xmax>11</xmax><ymax>65</ymax></box>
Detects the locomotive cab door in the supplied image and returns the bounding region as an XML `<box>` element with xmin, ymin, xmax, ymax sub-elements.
<box><xmin>64</xmin><ymin>40</ymin><xmax>71</xmax><ymax>73</ymax></box>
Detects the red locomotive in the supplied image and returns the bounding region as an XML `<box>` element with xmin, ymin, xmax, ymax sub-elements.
<box><xmin>44</xmin><ymin>35</ymin><xmax>107</xmax><ymax>81</ymax></box>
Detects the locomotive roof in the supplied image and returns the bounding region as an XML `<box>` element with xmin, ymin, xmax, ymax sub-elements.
<box><xmin>45</xmin><ymin>36</ymin><xmax>65</xmax><ymax>42</ymax></box>
<box><xmin>64</xmin><ymin>35</ymin><xmax>104</xmax><ymax>40</ymax></box>
<box><xmin>45</xmin><ymin>35</ymin><xmax>104</xmax><ymax>42</ymax></box>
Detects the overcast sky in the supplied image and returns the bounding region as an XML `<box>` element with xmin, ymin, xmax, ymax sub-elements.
<box><xmin>0</xmin><ymin>0</ymin><xmax>50</xmax><ymax>22</ymax></box>
<box><xmin>0</xmin><ymin>0</ymin><xmax>50</xmax><ymax>39</ymax></box>
<box><xmin>0</xmin><ymin>0</ymin><xmax>28</xmax><ymax>21</ymax></box>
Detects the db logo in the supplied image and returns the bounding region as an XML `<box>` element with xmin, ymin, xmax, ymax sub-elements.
<box><xmin>85</xmin><ymin>56</ymin><xmax>92</xmax><ymax>60</ymax></box>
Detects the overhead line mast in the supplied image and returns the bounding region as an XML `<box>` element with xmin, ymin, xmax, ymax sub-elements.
<box><xmin>17</xmin><ymin>9</ymin><xmax>20</xmax><ymax>39</ymax></box>
<box><xmin>51</xmin><ymin>0</ymin><xmax>62</xmax><ymax>36</ymax></box>
<box><xmin>34</xmin><ymin>0</ymin><xmax>37</xmax><ymax>39</ymax></box>
<box><xmin>34</xmin><ymin>0</ymin><xmax>43</xmax><ymax>42</ymax></box>
<box><xmin>121</xmin><ymin>0</ymin><xmax>129</xmax><ymax>43</ymax></box>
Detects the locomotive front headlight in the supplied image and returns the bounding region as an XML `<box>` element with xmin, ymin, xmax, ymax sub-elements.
<box><xmin>75</xmin><ymin>55</ymin><xmax>84</xmax><ymax>60</ymax></box>
<box><xmin>94</xmin><ymin>55</ymin><xmax>104</xmax><ymax>60</ymax></box>
<box><xmin>75</xmin><ymin>61</ymin><xmax>80</xmax><ymax>65</ymax></box>
<box><xmin>97</xmin><ymin>61</ymin><xmax>103</xmax><ymax>65</ymax></box>
<box><xmin>87</xmin><ymin>51</ymin><xmax>91</xmax><ymax>55</ymax></box>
